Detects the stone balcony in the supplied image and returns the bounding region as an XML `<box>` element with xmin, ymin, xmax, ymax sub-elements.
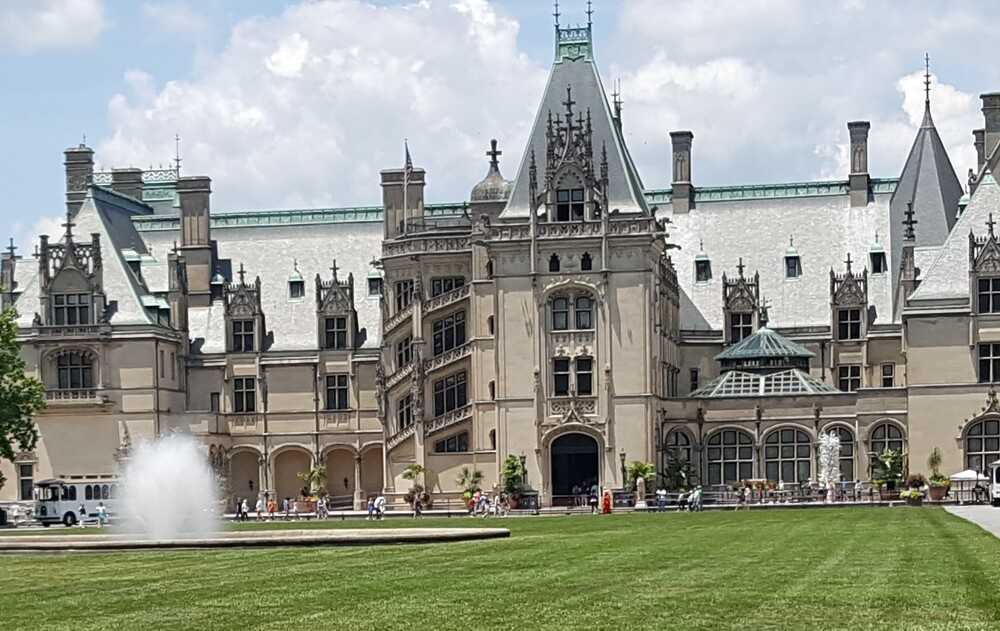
<box><xmin>424</xmin><ymin>284</ymin><xmax>470</xmax><ymax>316</ymax></box>
<box><xmin>425</xmin><ymin>403</ymin><xmax>473</xmax><ymax>436</ymax></box>
<box><xmin>383</xmin><ymin>303</ymin><xmax>412</xmax><ymax>336</ymax></box>
<box><xmin>34</xmin><ymin>324</ymin><xmax>109</xmax><ymax>339</ymax></box>
<box><xmin>423</xmin><ymin>343</ymin><xmax>472</xmax><ymax>375</ymax></box>
<box><xmin>386</xmin><ymin>423</ymin><xmax>416</xmax><ymax>451</ymax></box>
<box><xmin>43</xmin><ymin>388</ymin><xmax>109</xmax><ymax>406</ymax></box>
<box><xmin>386</xmin><ymin>363</ymin><xmax>414</xmax><ymax>391</ymax></box>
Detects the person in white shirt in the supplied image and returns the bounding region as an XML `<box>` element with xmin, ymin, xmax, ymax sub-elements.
<box><xmin>373</xmin><ymin>495</ymin><xmax>386</xmax><ymax>520</ymax></box>
<box><xmin>255</xmin><ymin>497</ymin><xmax>265</xmax><ymax>522</ymax></box>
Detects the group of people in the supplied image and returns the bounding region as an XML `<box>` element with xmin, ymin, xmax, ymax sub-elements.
<box><xmin>469</xmin><ymin>490</ymin><xmax>509</xmax><ymax>517</ymax></box>
<box><xmin>74</xmin><ymin>501</ymin><xmax>109</xmax><ymax>527</ymax></box>
<box><xmin>233</xmin><ymin>496</ymin><xmax>311</xmax><ymax>522</ymax></box>
<box><xmin>366</xmin><ymin>495</ymin><xmax>387</xmax><ymax>520</ymax></box>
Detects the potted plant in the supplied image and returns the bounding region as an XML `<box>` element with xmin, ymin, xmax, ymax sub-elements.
<box><xmin>926</xmin><ymin>447</ymin><xmax>950</xmax><ymax>501</ymax></box>
<box><xmin>295</xmin><ymin>465</ymin><xmax>326</xmax><ymax>513</ymax></box>
<box><xmin>899</xmin><ymin>488</ymin><xmax>924</xmax><ymax>507</ymax></box>
<box><xmin>872</xmin><ymin>449</ymin><xmax>904</xmax><ymax>500</ymax></box>
<box><xmin>626</xmin><ymin>461</ymin><xmax>656</xmax><ymax>508</ymax></box>
<box><xmin>402</xmin><ymin>464</ymin><xmax>432</xmax><ymax>509</ymax></box>
<box><xmin>456</xmin><ymin>467</ymin><xmax>484</xmax><ymax>512</ymax></box>
<box><xmin>501</xmin><ymin>455</ymin><xmax>525</xmax><ymax>508</ymax></box>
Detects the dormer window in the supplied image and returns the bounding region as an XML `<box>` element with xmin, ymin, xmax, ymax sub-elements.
<box><xmin>232</xmin><ymin>319</ymin><xmax>255</xmax><ymax>353</ymax></box>
<box><xmin>288</xmin><ymin>279</ymin><xmax>305</xmax><ymax>299</ymax></box>
<box><xmin>549</xmin><ymin>254</ymin><xmax>561</xmax><ymax>272</ymax></box>
<box><xmin>785</xmin><ymin>255</ymin><xmax>802</xmax><ymax>279</ymax></box>
<box><xmin>581</xmin><ymin>252</ymin><xmax>593</xmax><ymax>271</ymax></box>
<box><xmin>695</xmin><ymin>259</ymin><xmax>712</xmax><ymax>282</ymax></box>
<box><xmin>52</xmin><ymin>294</ymin><xmax>91</xmax><ymax>326</ymax></box>
<box><xmin>837</xmin><ymin>308</ymin><xmax>862</xmax><ymax>341</ymax></box>
<box><xmin>556</xmin><ymin>188</ymin><xmax>584</xmax><ymax>222</ymax></box>
<box><xmin>324</xmin><ymin>317</ymin><xmax>348</xmax><ymax>350</ymax></box>
<box><xmin>730</xmin><ymin>312</ymin><xmax>753</xmax><ymax>343</ymax></box>
<box><xmin>979</xmin><ymin>278</ymin><xmax>1000</xmax><ymax>314</ymax></box>
<box><xmin>368</xmin><ymin>277</ymin><xmax>383</xmax><ymax>296</ymax></box>
<box><xmin>870</xmin><ymin>252</ymin><xmax>887</xmax><ymax>274</ymax></box>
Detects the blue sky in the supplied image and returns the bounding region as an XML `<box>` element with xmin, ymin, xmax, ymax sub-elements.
<box><xmin>3</xmin><ymin>0</ymin><xmax>1000</xmax><ymax>249</ymax></box>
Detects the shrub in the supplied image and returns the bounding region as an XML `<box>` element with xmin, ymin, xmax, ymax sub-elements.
<box><xmin>906</xmin><ymin>473</ymin><xmax>927</xmax><ymax>489</ymax></box>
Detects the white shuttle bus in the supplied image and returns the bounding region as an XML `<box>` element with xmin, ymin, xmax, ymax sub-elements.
<box><xmin>34</xmin><ymin>478</ymin><xmax>119</xmax><ymax>527</ymax></box>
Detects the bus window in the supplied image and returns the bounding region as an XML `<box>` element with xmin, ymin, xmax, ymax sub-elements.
<box><xmin>69</xmin><ymin>486</ymin><xmax>77</xmax><ymax>501</ymax></box>
<box><xmin>101</xmin><ymin>485</ymin><xmax>109</xmax><ymax>500</ymax></box>
<box><xmin>85</xmin><ymin>485</ymin><xmax>93</xmax><ymax>500</ymax></box>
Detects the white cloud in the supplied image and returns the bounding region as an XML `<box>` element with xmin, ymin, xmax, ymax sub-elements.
<box><xmin>99</xmin><ymin>0</ymin><xmax>546</xmax><ymax>210</ymax></box>
<box><xmin>10</xmin><ymin>215</ymin><xmax>63</xmax><ymax>260</ymax></box>
<box><xmin>0</xmin><ymin>0</ymin><xmax>106</xmax><ymax>54</ymax></box>
<box><xmin>142</xmin><ymin>2</ymin><xmax>209</xmax><ymax>36</ymax></box>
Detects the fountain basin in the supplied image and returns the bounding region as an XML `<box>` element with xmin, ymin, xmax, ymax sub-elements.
<box><xmin>0</xmin><ymin>528</ymin><xmax>510</xmax><ymax>552</ymax></box>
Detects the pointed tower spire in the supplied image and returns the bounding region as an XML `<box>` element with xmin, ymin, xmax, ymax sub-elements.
<box><xmin>587</xmin><ymin>0</ymin><xmax>594</xmax><ymax>28</ymax></box>
<box><xmin>921</xmin><ymin>53</ymin><xmax>934</xmax><ymax>128</ymax></box>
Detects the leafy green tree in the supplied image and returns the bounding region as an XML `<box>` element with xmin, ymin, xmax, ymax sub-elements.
<box><xmin>296</xmin><ymin>464</ymin><xmax>327</xmax><ymax>498</ymax></box>
<box><xmin>456</xmin><ymin>467</ymin><xmax>484</xmax><ymax>506</ymax></box>
<box><xmin>626</xmin><ymin>461</ymin><xmax>656</xmax><ymax>491</ymax></box>
<box><xmin>500</xmin><ymin>455</ymin><xmax>525</xmax><ymax>496</ymax></box>
<box><xmin>0</xmin><ymin>306</ymin><xmax>45</xmax><ymax>491</ymax></box>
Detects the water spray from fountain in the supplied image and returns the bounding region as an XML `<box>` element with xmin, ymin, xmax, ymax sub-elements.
<box><xmin>119</xmin><ymin>434</ymin><xmax>219</xmax><ymax>539</ymax></box>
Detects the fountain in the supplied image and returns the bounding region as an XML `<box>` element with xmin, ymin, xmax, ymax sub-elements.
<box><xmin>119</xmin><ymin>434</ymin><xmax>219</xmax><ymax>540</ymax></box>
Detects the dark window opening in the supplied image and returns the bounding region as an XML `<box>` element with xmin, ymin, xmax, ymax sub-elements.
<box><xmin>581</xmin><ymin>252</ymin><xmax>593</xmax><ymax>271</ymax></box>
<box><xmin>870</xmin><ymin>252</ymin><xmax>887</xmax><ymax>274</ymax></box>
<box><xmin>837</xmin><ymin>308</ymin><xmax>862</xmax><ymax>341</ymax></box>
<box><xmin>979</xmin><ymin>278</ymin><xmax>1000</xmax><ymax>314</ymax></box>
<box><xmin>576</xmin><ymin>357</ymin><xmax>593</xmax><ymax>396</ymax></box>
<box><xmin>552</xmin><ymin>297</ymin><xmax>569</xmax><ymax>331</ymax></box>
<box><xmin>553</xmin><ymin>358</ymin><xmax>571</xmax><ymax>396</ymax></box>
<box><xmin>555</xmin><ymin>188</ymin><xmax>585</xmax><ymax>222</ymax></box>
<box><xmin>881</xmin><ymin>363</ymin><xmax>895</xmax><ymax>388</ymax></box>
<box><xmin>431</xmin><ymin>276</ymin><xmax>465</xmax><ymax>297</ymax></box>
<box><xmin>396</xmin><ymin>336</ymin><xmax>412</xmax><ymax>368</ymax></box>
<box><xmin>838</xmin><ymin>365</ymin><xmax>861</xmax><ymax>392</ymax></box>
<box><xmin>433</xmin><ymin>372</ymin><xmax>468</xmax><ymax>417</ymax></box>
<box><xmin>730</xmin><ymin>312</ymin><xmax>753</xmax><ymax>343</ymax></box>
<box><xmin>368</xmin><ymin>277</ymin><xmax>383</xmax><ymax>296</ymax></box>
<box><xmin>57</xmin><ymin>352</ymin><xmax>93</xmax><ymax>390</ymax></box>
<box><xmin>288</xmin><ymin>280</ymin><xmax>305</xmax><ymax>299</ymax></box>
<box><xmin>395</xmin><ymin>279</ymin><xmax>414</xmax><ymax>312</ymax></box>
<box><xmin>232</xmin><ymin>319</ymin><xmax>255</xmax><ymax>353</ymax></box>
<box><xmin>549</xmin><ymin>254</ymin><xmax>561</xmax><ymax>272</ymax></box>
<box><xmin>785</xmin><ymin>256</ymin><xmax>802</xmax><ymax>278</ymax></box>
<box><xmin>432</xmin><ymin>311</ymin><xmax>466</xmax><ymax>356</ymax></box>
<box><xmin>325</xmin><ymin>374</ymin><xmax>350</xmax><ymax>410</ymax></box>
<box><xmin>695</xmin><ymin>260</ymin><xmax>712</xmax><ymax>282</ymax></box>
<box><xmin>233</xmin><ymin>377</ymin><xmax>256</xmax><ymax>413</ymax></box>
<box><xmin>434</xmin><ymin>432</ymin><xmax>469</xmax><ymax>453</ymax></box>
<box><xmin>980</xmin><ymin>343</ymin><xmax>1000</xmax><ymax>383</ymax></box>
<box><xmin>51</xmin><ymin>293</ymin><xmax>91</xmax><ymax>326</ymax></box>
<box><xmin>324</xmin><ymin>317</ymin><xmax>348</xmax><ymax>350</ymax></box>
<box><xmin>397</xmin><ymin>395</ymin><xmax>414</xmax><ymax>429</ymax></box>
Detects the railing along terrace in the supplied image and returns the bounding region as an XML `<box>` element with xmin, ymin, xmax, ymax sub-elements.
<box><xmin>45</xmin><ymin>389</ymin><xmax>99</xmax><ymax>401</ymax></box>
<box><xmin>35</xmin><ymin>324</ymin><xmax>104</xmax><ymax>337</ymax></box>
<box><xmin>404</xmin><ymin>215</ymin><xmax>472</xmax><ymax>233</ymax></box>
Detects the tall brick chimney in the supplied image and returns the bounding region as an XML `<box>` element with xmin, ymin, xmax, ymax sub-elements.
<box><xmin>982</xmin><ymin>93</ymin><xmax>1000</xmax><ymax>163</ymax></box>
<box><xmin>111</xmin><ymin>168</ymin><xmax>144</xmax><ymax>200</ymax></box>
<box><xmin>177</xmin><ymin>176</ymin><xmax>213</xmax><ymax>307</ymax></box>
<box><xmin>64</xmin><ymin>144</ymin><xmax>94</xmax><ymax>219</ymax></box>
<box><xmin>670</xmin><ymin>131</ymin><xmax>694</xmax><ymax>213</ymax></box>
<box><xmin>848</xmin><ymin>121</ymin><xmax>871</xmax><ymax>207</ymax></box>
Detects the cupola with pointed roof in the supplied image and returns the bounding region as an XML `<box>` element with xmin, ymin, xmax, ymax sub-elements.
<box><xmin>470</xmin><ymin>139</ymin><xmax>512</xmax><ymax>203</ymax></box>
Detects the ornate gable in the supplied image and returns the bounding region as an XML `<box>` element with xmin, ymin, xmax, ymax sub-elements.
<box><xmin>315</xmin><ymin>259</ymin><xmax>354</xmax><ymax>315</ymax></box>
<box><xmin>722</xmin><ymin>259</ymin><xmax>759</xmax><ymax>313</ymax></box>
<box><xmin>224</xmin><ymin>263</ymin><xmax>262</xmax><ymax>318</ymax></box>
<box><xmin>830</xmin><ymin>253</ymin><xmax>868</xmax><ymax>307</ymax></box>
<box><xmin>39</xmin><ymin>213</ymin><xmax>103</xmax><ymax>293</ymax></box>
<box><xmin>970</xmin><ymin>214</ymin><xmax>1000</xmax><ymax>274</ymax></box>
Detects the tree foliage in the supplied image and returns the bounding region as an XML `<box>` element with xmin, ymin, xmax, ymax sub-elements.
<box><xmin>500</xmin><ymin>455</ymin><xmax>525</xmax><ymax>496</ymax></box>
<box><xmin>626</xmin><ymin>461</ymin><xmax>656</xmax><ymax>491</ymax></box>
<box><xmin>0</xmin><ymin>306</ymin><xmax>44</xmax><ymax>490</ymax></box>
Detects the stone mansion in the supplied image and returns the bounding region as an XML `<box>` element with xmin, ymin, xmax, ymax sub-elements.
<box><xmin>5</xmin><ymin>21</ymin><xmax>1000</xmax><ymax>507</ymax></box>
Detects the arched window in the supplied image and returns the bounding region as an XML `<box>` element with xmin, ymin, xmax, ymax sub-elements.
<box><xmin>57</xmin><ymin>351</ymin><xmax>94</xmax><ymax>390</ymax></box>
<box><xmin>85</xmin><ymin>485</ymin><xmax>93</xmax><ymax>500</ymax></box>
<box><xmin>549</xmin><ymin>254</ymin><xmax>561</xmax><ymax>272</ymax></box>
<box><xmin>832</xmin><ymin>427</ymin><xmax>855</xmax><ymax>481</ymax></box>
<box><xmin>965</xmin><ymin>418</ymin><xmax>1000</xmax><ymax>472</ymax></box>
<box><xmin>706</xmin><ymin>429</ymin><xmax>754</xmax><ymax>485</ymax></box>
<box><xmin>764</xmin><ymin>428</ymin><xmax>811</xmax><ymax>483</ymax></box>
<box><xmin>664</xmin><ymin>430</ymin><xmax>691</xmax><ymax>466</ymax></box>
<box><xmin>575</xmin><ymin>297</ymin><xmax>593</xmax><ymax>329</ymax></box>
<box><xmin>552</xmin><ymin>298</ymin><xmax>569</xmax><ymax>331</ymax></box>
<box><xmin>581</xmin><ymin>252</ymin><xmax>593</xmax><ymax>271</ymax></box>
<box><xmin>869</xmin><ymin>423</ymin><xmax>904</xmax><ymax>456</ymax></box>
<box><xmin>68</xmin><ymin>486</ymin><xmax>76</xmax><ymax>501</ymax></box>
<box><xmin>101</xmin><ymin>485</ymin><xmax>110</xmax><ymax>500</ymax></box>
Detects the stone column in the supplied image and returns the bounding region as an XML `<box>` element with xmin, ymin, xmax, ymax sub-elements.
<box><xmin>354</xmin><ymin>455</ymin><xmax>364</xmax><ymax>510</ymax></box>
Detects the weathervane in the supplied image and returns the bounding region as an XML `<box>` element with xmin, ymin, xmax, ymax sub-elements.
<box><xmin>174</xmin><ymin>133</ymin><xmax>182</xmax><ymax>175</ymax></box>
<box><xmin>553</xmin><ymin>0</ymin><xmax>560</xmax><ymax>28</ymax></box>
<box><xmin>587</xmin><ymin>0</ymin><xmax>594</xmax><ymax>28</ymax></box>
<box><xmin>924</xmin><ymin>53</ymin><xmax>931</xmax><ymax>106</ymax></box>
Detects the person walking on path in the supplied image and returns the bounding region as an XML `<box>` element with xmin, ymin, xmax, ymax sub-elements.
<box><xmin>412</xmin><ymin>495</ymin><xmax>422</xmax><ymax>519</ymax></box>
<box><xmin>601</xmin><ymin>489</ymin><xmax>612</xmax><ymax>514</ymax></box>
<box><xmin>267</xmin><ymin>498</ymin><xmax>277</xmax><ymax>521</ymax></box>
<box><xmin>374</xmin><ymin>494</ymin><xmax>386</xmax><ymax>520</ymax></box>
<box><xmin>255</xmin><ymin>497</ymin><xmax>265</xmax><ymax>521</ymax></box>
<box><xmin>77</xmin><ymin>503</ymin><xmax>87</xmax><ymax>528</ymax></box>
<box><xmin>366</xmin><ymin>497</ymin><xmax>375</xmax><ymax>520</ymax></box>
<box><xmin>96</xmin><ymin>502</ymin><xmax>108</xmax><ymax>528</ymax></box>
<box><xmin>240</xmin><ymin>498</ymin><xmax>249</xmax><ymax>522</ymax></box>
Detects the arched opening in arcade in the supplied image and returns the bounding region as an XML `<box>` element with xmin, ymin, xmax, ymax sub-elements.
<box><xmin>324</xmin><ymin>448</ymin><xmax>357</xmax><ymax>508</ymax></box>
<box><xmin>273</xmin><ymin>448</ymin><xmax>311</xmax><ymax>502</ymax></box>
<box><xmin>550</xmin><ymin>433</ymin><xmax>599</xmax><ymax>506</ymax></box>
<box><xmin>229</xmin><ymin>450</ymin><xmax>261</xmax><ymax>502</ymax></box>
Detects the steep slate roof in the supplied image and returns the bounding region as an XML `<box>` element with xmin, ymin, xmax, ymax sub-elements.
<box><xmin>909</xmin><ymin>171</ymin><xmax>1000</xmax><ymax>303</ymax></box>
<box><xmin>889</xmin><ymin>101</ymin><xmax>964</xmax><ymax>311</ymax></box>
<box><xmin>716</xmin><ymin>325</ymin><xmax>814</xmax><ymax>361</ymax></box>
<box><xmin>501</xmin><ymin>26</ymin><xmax>647</xmax><ymax>218</ymax></box>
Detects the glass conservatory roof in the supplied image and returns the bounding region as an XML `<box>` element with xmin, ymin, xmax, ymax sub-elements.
<box><xmin>691</xmin><ymin>369</ymin><xmax>840</xmax><ymax>398</ymax></box>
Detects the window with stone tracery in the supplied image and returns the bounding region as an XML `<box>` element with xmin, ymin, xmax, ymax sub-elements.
<box><xmin>555</xmin><ymin>188</ymin><xmax>584</xmax><ymax>222</ymax></box>
<box><xmin>550</xmin><ymin>292</ymin><xmax>596</xmax><ymax>332</ymax></box>
<box><xmin>56</xmin><ymin>351</ymin><xmax>94</xmax><ymax>390</ymax></box>
<box><xmin>51</xmin><ymin>293</ymin><xmax>91</xmax><ymax>325</ymax></box>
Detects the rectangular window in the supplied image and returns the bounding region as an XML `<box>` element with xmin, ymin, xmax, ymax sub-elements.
<box><xmin>870</xmin><ymin>252</ymin><xmax>887</xmax><ymax>274</ymax></box>
<box><xmin>397</xmin><ymin>395</ymin><xmax>414</xmax><ymax>429</ymax></box>
<box><xmin>18</xmin><ymin>464</ymin><xmax>33</xmax><ymax>501</ymax></box>
<box><xmin>431</xmin><ymin>276</ymin><xmax>465</xmax><ymax>297</ymax></box>
<box><xmin>881</xmin><ymin>363</ymin><xmax>895</xmax><ymax>388</ymax></box>
<box><xmin>979</xmin><ymin>278</ymin><xmax>1000</xmax><ymax>314</ymax></box>
<box><xmin>233</xmin><ymin>377</ymin><xmax>256</xmax><ymax>413</ymax></box>
<box><xmin>395</xmin><ymin>279</ymin><xmax>414</xmax><ymax>312</ymax></box>
<box><xmin>576</xmin><ymin>357</ymin><xmax>593</xmax><ymax>396</ymax></box>
<box><xmin>690</xmin><ymin>368</ymin><xmax>700</xmax><ymax>392</ymax></box>
<box><xmin>396</xmin><ymin>336</ymin><xmax>413</xmax><ymax>368</ymax></box>
<box><xmin>838</xmin><ymin>365</ymin><xmax>861</xmax><ymax>392</ymax></box>
<box><xmin>432</xmin><ymin>311</ymin><xmax>466</xmax><ymax>356</ymax></box>
<box><xmin>57</xmin><ymin>352</ymin><xmax>93</xmax><ymax>390</ymax></box>
<box><xmin>785</xmin><ymin>256</ymin><xmax>802</xmax><ymax>278</ymax></box>
<box><xmin>52</xmin><ymin>293</ymin><xmax>91</xmax><ymax>326</ymax></box>
<box><xmin>159</xmin><ymin>350</ymin><xmax>165</xmax><ymax>377</ymax></box>
<box><xmin>433</xmin><ymin>372</ymin><xmax>468</xmax><ymax>417</ymax></box>
<box><xmin>232</xmin><ymin>319</ymin><xmax>255</xmax><ymax>353</ymax></box>
<box><xmin>553</xmin><ymin>358</ymin><xmax>570</xmax><ymax>396</ymax></box>
<box><xmin>210</xmin><ymin>392</ymin><xmax>220</xmax><ymax>412</ymax></box>
<box><xmin>368</xmin><ymin>277</ymin><xmax>383</xmax><ymax>296</ymax></box>
<box><xmin>837</xmin><ymin>308</ymin><xmax>862</xmax><ymax>341</ymax></box>
<box><xmin>325</xmin><ymin>374</ymin><xmax>350</xmax><ymax>410</ymax></box>
<box><xmin>980</xmin><ymin>343</ymin><xmax>1000</xmax><ymax>383</ymax></box>
<box><xmin>555</xmin><ymin>188</ymin><xmax>584</xmax><ymax>221</ymax></box>
<box><xmin>170</xmin><ymin>352</ymin><xmax>176</xmax><ymax>380</ymax></box>
<box><xmin>730</xmin><ymin>312</ymin><xmax>753</xmax><ymax>343</ymax></box>
<box><xmin>434</xmin><ymin>432</ymin><xmax>470</xmax><ymax>453</ymax></box>
<box><xmin>695</xmin><ymin>260</ymin><xmax>712</xmax><ymax>282</ymax></box>
<box><xmin>324</xmin><ymin>317</ymin><xmax>348</xmax><ymax>350</ymax></box>
<box><xmin>552</xmin><ymin>298</ymin><xmax>569</xmax><ymax>331</ymax></box>
<box><xmin>289</xmin><ymin>280</ymin><xmax>305</xmax><ymax>299</ymax></box>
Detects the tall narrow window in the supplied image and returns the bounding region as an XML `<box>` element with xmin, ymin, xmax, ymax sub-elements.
<box><xmin>690</xmin><ymin>368</ymin><xmax>700</xmax><ymax>392</ymax></box>
<box><xmin>396</xmin><ymin>336</ymin><xmax>412</xmax><ymax>368</ymax></box>
<box><xmin>433</xmin><ymin>372</ymin><xmax>468</xmax><ymax>417</ymax></box>
<box><xmin>57</xmin><ymin>352</ymin><xmax>93</xmax><ymax>389</ymax></box>
<box><xmin>881</xmin><ymin>363</ymin><xmax>895</xmax><ymax>388</ymax></box>
<box><xmin>979</xmin><ymin>278</ymin><xmax>1000</xmax><ymax>314</ymax></box>
<box><xmin>51</xmin><ymin>293</ymin><xmax>91</xmax><ymax>326</ymax></box>
<box><xmin>575</xmin><ymin>296</ymin><xmax>593</xmax><ymax>330</ymax></box>
<box><xmin>324</xmin><ymin>317</ymin><xmax>348</xmax><ymax>350</ymax></box>
<box><xmin>552</xmin><ymin>298</ymin><xmax>569</xmax><ymax>331</ymax></box>
<box><xmin>397</xmin><ymin>395</ymin><xmax>414</xmax><ymax>429</ymax></box>
<box><xmin>170</xmin><ymin>352</ymin><xmax>176</xmax><ymax>380</ymax></box>
<box><xmin>233</xmin><ymin>377</ymin><xmax>256</xmax><ymax>413</ymax></box>
<box><xmin>581</xmin><ymin>252</ymin><xmax>593</xmax><ymax>271</ymax></box>
<box><xmin>553</xmin><ymin>358</ymin><xmax>570</xmax><ymax>396</ymax></box>
<box><xmin>576</xmin><ymin>357</ymin><xmax>593</xmax><ymax>396</ymax></box>
<box><xmin>838</xmin><ymin>365</ymin><xmax>861</xmax><ymax>392</ymax></box>
<box><xmin>785</xmin><ymin>256</ymin><xmax>802</xmax><ymax>279</ymax></box>
<box><xmin>837</xmin><ymin>308</ymin><xmax>861</xmax><ymax>340</ymax></box>
<box><xmin>18</xmin><ymin>464</ymin><xmax>33</xmax><ymax>501</ymax></box>
<box><xmin>487</xmin><ymin>316</ymin><xmax>495</xmax><ymax>335</ymax></box>
<box><xmin>432</xmin><ymin>311</ymin><xmax>466</xmax><ymax>356</ymax></box>
<box><xmin>210</xmin><ymin>392</ymin><xmax>220</xmax><ymax>412</ymax></box>
<box><xmin>870</xmin><ymin>252</ymin><xmax>887</xmax><ymax>274</ymax></box>
<box><xmin>549</xmin><ymin>254</ymin><xmax>561</xmax><ymax>272</ymax></box>
<box><xmin>980</xmin><ymin>343</ymin><xmax>1000</xmax><ymax>383</ymax></box>
<box><xmin>232</xmin><ymin>320</ymin><xmax>255</xmax><ymax>352</ymax></box>
<box><xmin>730</xmin><ymin>312</ymin><xmax>753</xmax><ymax>343</ymax></box>
<box><xmin>158</xmin><ymin>350</ymin><xmax>165</xmax><ymax>378</ymax></box>
<box><xmin>325</xmin><ymin>374</ymin><xmax>350</xmax><ymax>410</ymax></box>
<box><xmin>395</xmin><ymin>279</ymin><xmax>414</xmax><ymax>312</ymax></box>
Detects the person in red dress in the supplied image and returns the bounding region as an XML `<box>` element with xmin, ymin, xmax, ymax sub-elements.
<box><xmin>601</xmin><ymin>489</ymin><xmax>612</xmax><ymax>514</ymax></box>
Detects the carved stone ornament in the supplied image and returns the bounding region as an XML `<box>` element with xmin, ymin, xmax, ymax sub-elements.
<box><xmin>973</xmin><ymin>237</ymin><xmax>1000</xmax><ymax>274</ymax></box>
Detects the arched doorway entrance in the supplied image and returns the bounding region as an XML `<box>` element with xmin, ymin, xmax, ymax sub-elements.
<box><xmin>230</xmin><ymin>450</ymin><xmax>260</xmax><ymax>502</ymax></box>
<box><xmin>550</xmin><ymin>433</ymin><xmax>599</xmax><ymax>506</ymax></box>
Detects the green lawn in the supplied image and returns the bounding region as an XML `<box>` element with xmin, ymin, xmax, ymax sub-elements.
<box><xmin>3</xmin><ymin>508</ymin><xmax>1000</xmax><ymax>630</ymax></box>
